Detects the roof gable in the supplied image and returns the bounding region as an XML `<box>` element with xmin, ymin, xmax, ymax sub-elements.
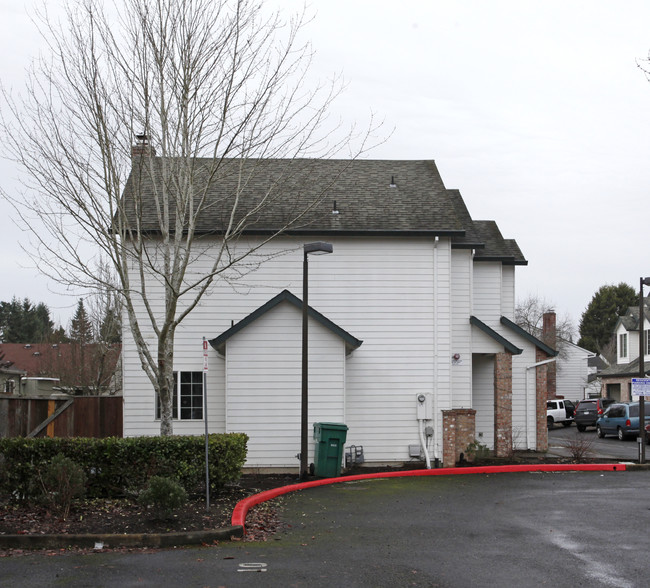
<box><xmin>208</xmin><ymin>289</ymin><xmax>363</xmax><ymax>355</ymax></box>
<box><xmin>470</xmin><ymin>316</ymin><xmax>523</xmax><ymax>355</ymax></box>
<box><xmin>500</xmin><ymin>317</ymin><xmax>558</xmax><ymax>356</ymax></box>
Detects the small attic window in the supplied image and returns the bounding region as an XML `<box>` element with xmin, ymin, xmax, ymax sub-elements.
<box><xmin>389</xmin><ymin>176</ymin><xmax>397</xmax><ymax>188</ymax></box>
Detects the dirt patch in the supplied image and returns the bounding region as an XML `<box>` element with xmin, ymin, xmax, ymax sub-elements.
<box><xmin>0</xmin><ymin>472</ymin><xmax>297</xmax><ymax>555</ymax></box>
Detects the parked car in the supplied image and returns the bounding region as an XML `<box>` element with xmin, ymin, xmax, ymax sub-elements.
<box><xmin>596</xmin><ymin>402</ymin><xmax>650</xmax><ymax>440</ymax></box>
<box><xmin>574</xmin><ymin>398</ymin><xmax>616</xmax><ymax>432</ymax></box>
<box><xmin>546</xmin><ymin>399</ymin><xmax>575</xmax><ymax>428</ymax></box>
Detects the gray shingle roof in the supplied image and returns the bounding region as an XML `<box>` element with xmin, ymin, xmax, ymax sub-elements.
<box><xmin>123</xmin><ymin>156</ymin><xmax>526</xmax><ymax>263</ymax></box>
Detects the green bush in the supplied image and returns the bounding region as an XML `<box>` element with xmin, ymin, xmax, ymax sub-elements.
<box><xmin>0</xmin><ymin>433</ymin><xmax>248</xmax><ymax>501</ymax></box>
<box><xmin>37</xmin><ymin>453</ymin><xmax>87</xmax><ymax>519</ymax></box>
<box><xmin>464</xmin><ymin>439</ymin><xmax>491</xmax><ymax>462</ymax></box>
<box><xmin>138</xmin><ymin>476</ymin><xmax>187</xmax><ymax>516</ymax></box>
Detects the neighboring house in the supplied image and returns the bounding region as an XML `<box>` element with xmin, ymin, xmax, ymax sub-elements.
<box><xmin>0</xmin><ymin>343</ymin><xmax>122</xmax><ymax>396</ymax></box>
<box><xmin>0</xmin><ymin>365</ymin><xmax>27</xmax><ymax>395</ymax></box>
<box><xmin>122</xmin><ymin>151</ymin><xmax>558</xmax><ymax>468</ymax></box>
<box><xmin>599</xmin><ymin>297</ymin><xmax>650</xmax><ymax>401</ymax></box>
<box><xmin>584</xmin><ymin>355</ymin><xmax>609</xmax><ymax>399</ymax></box>
<box><xmin>555</xmin><ymin>340</ymin><xmax>597</xmax><ymax>401</ymax></box>
<box><xmin>520</xmin><ymin>312</ymin><xmax>600</xmax><ymax>402</ymax></box>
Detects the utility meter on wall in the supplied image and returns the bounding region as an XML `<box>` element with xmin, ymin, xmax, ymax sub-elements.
<box><xmin>416</xmin><ymin>393</ymin><xmax>431</xmax><ymax>420</ymax></box>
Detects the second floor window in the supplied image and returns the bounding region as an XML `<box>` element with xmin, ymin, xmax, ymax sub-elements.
<box><xmin>619</xmin><ymin>333</ymin><xmax>628</xmax><ymax>358</ymax></box>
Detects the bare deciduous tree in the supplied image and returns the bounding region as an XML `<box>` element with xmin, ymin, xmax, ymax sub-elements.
<box><xmin>515</xmin><ymin>295</ymin><xmax>576</xmax><ymax>360</ymax></box>
<box><xmin>0</xmin><ymin>0</ymin><xmax>377</xmax><ymax>434</ymax></box>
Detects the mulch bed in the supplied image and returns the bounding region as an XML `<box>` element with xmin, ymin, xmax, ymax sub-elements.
<box><xmin>0</xmin><ymin>472</ymin><xmax>298</xmax><ymax>556</ymax></box>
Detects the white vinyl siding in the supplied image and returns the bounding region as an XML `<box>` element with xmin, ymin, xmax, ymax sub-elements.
<box><xmin>451</xmin><ymin>249</ymin><xmax>473</xmax><ymax>407</ymax></box>
<box><xmin>224</xmin><ymin>302</ymin><xmax>345</xmax><ymax>468</ymax></box>
<box><xmin>124</xmin><ymin>236</ymin><xmax>444</xmax><ymax>464</ymax></box>
<box><xmin>472</xmin><ymin>355</ymin><xmax>494</xmax><ymax>448</ymax></box>
<box><xmin>121</xmin><ymin>233</ymin><xmax>540</xmax><ymax>463</ymax></box>
<box><xmin>556</xmin><ymin>343</ymin><xmax>594</xmax><ymax>400</ymax></box>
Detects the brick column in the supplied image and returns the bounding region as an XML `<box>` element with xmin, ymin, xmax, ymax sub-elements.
<box><xmin>542</xmin><ymin>312</ymin><xmax>557</xmax><ymax>399</ymax></box>
<box><xmin>494</xmin><ymin>352</ymin><xmax>513</xmax><ymax>457</ymax></box>
<box><xmin>536</xmin><ymin>348</ymin><xmax>549</xmax><ymax>451</ymax></box>
<box><xmin>442</xmin><ymin>408</ymin><xmax>476</xmax><ymax>467</ymax></box>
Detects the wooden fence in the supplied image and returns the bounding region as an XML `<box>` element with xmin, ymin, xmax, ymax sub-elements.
<box><xmin>0</xmin><ymin>395</ymin><xmax>123</xmax><ymax>438</ymax></box>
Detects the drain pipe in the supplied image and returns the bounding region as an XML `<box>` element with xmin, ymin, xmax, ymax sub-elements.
<box><xmin>525</xmin><ymin>358</ymin><xmax>556</xmax><ymax>449</ymax></box>
<box><xmin>432</xmin><ymin>236</ymin><xmax>440</xmax><ymax>464</ymax></box>
<box><xmin>419</xmin><ymin>419</ymin><xmax>432</xmax><ymax>469</ymax></box>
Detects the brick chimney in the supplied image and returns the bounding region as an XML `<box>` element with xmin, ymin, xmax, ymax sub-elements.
<box><xmin>131</xmin><ymin>134</ymin><xmax>156</xmax><ymax>160</ymax></box>
<box><xmin>542</xmin><ymin>311</ymin><xmax>557</xmax><ymax>398</ymax></box>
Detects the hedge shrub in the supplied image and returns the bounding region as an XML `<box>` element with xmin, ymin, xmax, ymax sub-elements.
<box><xmin>0</xmin><ymin>433</ymin><xmax>248</xmax><ymax>500</ymax></box>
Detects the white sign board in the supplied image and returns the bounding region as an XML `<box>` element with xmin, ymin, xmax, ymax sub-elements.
<box><xmin>632</xmin><ymin>378</ymin><xmax>650</xmax><ymax>397</ymax></box>
<box><xmin>203</xmin><ymin>338</ymin><xmax>209</xmax><ymax>372</ymax></box>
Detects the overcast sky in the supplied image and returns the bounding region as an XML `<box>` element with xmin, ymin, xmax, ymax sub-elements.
<box><xmin>1</xmin><ymin>1</ymin><xmax>650</xmax><ymax>335</ymax></box>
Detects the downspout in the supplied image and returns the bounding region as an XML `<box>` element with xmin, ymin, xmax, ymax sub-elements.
<box><xmin>432</xmin><ymin>236</ymin><xmax>440</xmax><ymax>463</ymax></box>
<box><xmin>525</xmin><ymin>357</ymin><xmax>556</xmax><ymax>449</ymax></box>
<box><xmin>419</xmin><ymin>417</ymin><xmax>432</xmax><ymax>469</ymax></box>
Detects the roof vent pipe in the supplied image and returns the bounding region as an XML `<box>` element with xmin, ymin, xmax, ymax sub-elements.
<box><xmin>332</xmin><ymin>200</ymin><xmax>339</xmax><ymax>215</ymax></box>
<box><xmin>389</xmin><ymin>176</ymin><xmax>396</xmax><ymax>188</ymax></box>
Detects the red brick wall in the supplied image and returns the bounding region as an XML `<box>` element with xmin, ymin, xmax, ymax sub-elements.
<box><xmin>494</xmin><ymin>352</ymin><xmax>513</xmax><ymax>457</ymax></box>
<box><xmin>536</xmin><ymin>348</ymin><xmax>549</xmax><ymax>452</ymax></box>
<box><xmin>442</xmin><ymin>409</ymin><xmax>476</xmax><ymax>467</ymax></box>
<box><xmin>542</xmin><ymin>312</ymin><xmax>557</xmax><ymax>399</ymax></box>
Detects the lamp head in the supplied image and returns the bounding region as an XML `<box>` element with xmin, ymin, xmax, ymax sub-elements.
<box><xmin>304</xmin><ymin>242</ymin><xmax>333</xmax><ymax>255</ymax></box>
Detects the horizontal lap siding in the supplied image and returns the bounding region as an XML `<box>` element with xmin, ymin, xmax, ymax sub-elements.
<box><xmin>556</xmin><ymin>345</ymin><xmax>591</xmax><ymax>400</ymax></box>
<box><xmin>472</xmin><ymin>355</ymin><xmax>494</xmax><ymax>448</ymax></box>
<box><xmin>451</xmin><ymin>250</ymin><xmax>472</xmax><ymax>407</ymax></box>
<box><xmin>123</xmin><ymin>236</ymin><xmax>453</xmax><ymax>464</ymax></box>
<box><xmin>225</xmin><ymin>303</ymin><xmax>344</xmax><ymax>468</ymax></box>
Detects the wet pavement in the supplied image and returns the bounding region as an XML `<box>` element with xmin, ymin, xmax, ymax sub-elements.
<box><xmin>2</xmin><ymin>468</ymin><xmax>649</xmax><ymax>587</ymax></box>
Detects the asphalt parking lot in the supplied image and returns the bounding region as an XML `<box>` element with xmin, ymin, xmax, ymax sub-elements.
<box><xmin>1</xmin><ymin>468</ymin><xmax>648</xmax><ymax>588</ymax></box>
<box><xmin>548</xmin><ymin>421</ymin><xmax>646</xmax><ymax>462</ymax></box>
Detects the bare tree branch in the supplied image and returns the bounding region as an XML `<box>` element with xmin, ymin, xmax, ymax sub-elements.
<box><xmin>0</xmin><ymin>0</ymin><xmax>382</xmax><ymax>434</ymax></box>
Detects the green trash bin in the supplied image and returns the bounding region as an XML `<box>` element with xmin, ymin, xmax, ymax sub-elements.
<box><xmin>313</xmin><ymin>422</ymin><xmax>348</xmax><ymax>478</ymax></box>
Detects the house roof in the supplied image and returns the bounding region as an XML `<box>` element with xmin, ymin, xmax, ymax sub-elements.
<box><xmin>123</xmin><ymin>157</ymin><xmax>526</xmax><ymax>264</ymax></box>
<box><xmin>470</xmin><ymin>316</ymin><xmax>523</xmax><ymax>355</ymax></box>
<box><xmin>208</xmin><ymin>289</ymin><xmax>363</xmax><ymax>356</ymax></box>
<box><xmin>0</xmin><ymin>343</ymin><xmax>121</xmax><ymax>387</ymax></box>
<box><xmin>500</xmin><ymin>317</ymin><xmax>558</xmax><ymax>356</ymax></box>
<box><xmin>615</xmin><ymin>297</ymin><xmax>650</xmax><ymax>332</ymax></box>
<box><xmin>600</xmin><ymin>357</ymin><xmax>650</xmax><ymax>378</ymax></box>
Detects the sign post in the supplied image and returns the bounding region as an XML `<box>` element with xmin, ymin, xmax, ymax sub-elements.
<box><xmin>203</xmin><ymin>337</ymin><xmax>210</xmax><ymax>511</ymax></box>
<box><xmin>632</xmin><ymin>378</ymin><xmax>650</xmax><ymax>464</ymax></box>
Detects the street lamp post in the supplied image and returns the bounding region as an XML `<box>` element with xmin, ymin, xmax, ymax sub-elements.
<box><xmin>301</xmin><ymin>242</ymin><xmax>333</xmax><ymax>480</ymax></box>
<box><xmin>639</xmin><ymin>277</ymin><xmax>650</xmax><ymax>463</ymax></box>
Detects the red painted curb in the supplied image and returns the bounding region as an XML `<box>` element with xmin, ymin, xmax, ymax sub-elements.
<box><xmin>231</xmin><ymin>463</ymin><xmax>626</xmax><ymax>531</ymax></box>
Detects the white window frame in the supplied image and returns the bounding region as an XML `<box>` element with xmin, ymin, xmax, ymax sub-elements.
<box><xmin>155</xmin><ymin>371</ymin><xmax>203</xmax><ymax>420</ymax></box>
<box><xmin>619</xmin><ymin>333</ymin><xmax>628</xmax><ymax>359</ymax></box>
<box><xmin>645</xmin><ymin>329</ymin><xmax>650</xmax><ymax>356</ymax></box>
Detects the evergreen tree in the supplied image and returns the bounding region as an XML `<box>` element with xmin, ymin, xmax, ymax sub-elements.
<box><xmin>69</xmin><ymin>299</ymin><xmax>93</xmax><ymax>344</ymax></box>
<box><xmin>99</xmin><ymin>307</ymin><xmax>121</xmax><ymax>344</ymax></box>
<box><xmin>0</xmin><ymin>297</ymin><xmax>54</xmax><ymax>342</ymax></box>
<box><xmin>578</xmin><ymin>283</ymin><xmax>637</xmax><ymax>353</ymax></box>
